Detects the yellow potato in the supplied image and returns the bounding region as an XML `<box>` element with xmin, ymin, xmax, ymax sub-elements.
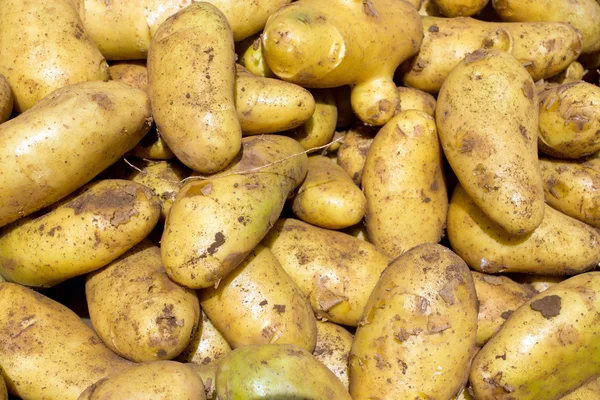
<box><xmin>200</xmin><ymin>244</ymin><xmax>317</xmax><ymax>351</ymax></box>
<box><xmin>262</xmin><ymin>218</ymin><xmax>389</xmax><ymax>327</ymax></box>
<box><xmin>161</xmin><ymin>135</ymin><xmax>307</xmax><ymax>289</ymax></box>
<box><xmin>561</xmin><ymin>377</ymin><xmax>600</xmax><ymax>400</ymax></box>
<box><xmin>148</xmin><ymin>3</ymin><xmax>241</xmax><ymax>173</ymax></box>
<box><xmin>547</xmin><ymin>61</ymin><xmax>585</xmax><ymax>85</ymax></box>
<box><xmin>292</xmin><ymin>155</ymin><xmax>366</xmax><ymax>229</ymax></box>
<box><xmin>419</xmin><ymin>0</ymin><xmax>442</xmax><ymax>16</ymax></box>
<box><xmin>337</xmin><ymin>125</ymin><xmax>378</xmax><ymax>185</ymax></box>
<box><xmin>470</xmin><ymin>272</ymin><xmax>600</xmax><ymax>399</ymax></box>
<box><xmin>0</xmin><ymin>282</ymin><xmax>131</xmax><ymax>400</ymax></box>
<box><xmin>341</xmin><ymin>222</ymin><xmax>369</xmax><ymax>242</ymax></box>
<box><xmin>187</xmin><ymin>363</ymin><xmax>217</xmax><ymax>400</ymax></box>
<box><xmin>288</xmin><ymin>89</ymin><xmax>338</xmax><ymax>150</ymax></box>
<box><xmin>235</xmin><ymin>34</ymin><xmax>275</xmax><ymax>78</ymax></box>
<box><xmin>0</xmin><ymin>80</ymin><xmax>152</xmax><ymax>228</ymax></box>
<box><xmin>0</xmin><ymin>0</ymin><xmax>109</xmax><ymax>113</ymax></box>
<box><xmin>437</xmin><ymin>49</ymin><xmax>544</xmax><ymax>235</ymax></box>
<box><xmin>448</xmin><ymin>184</ymin><xmax>600</xmax><ymax>275</ymax></box>
<box><xmin>131</xmin><ymin>128</ymin><xmax>176</xmax><ymax>160</ymax></box>
<box><xmin>397</xmin><ymin>86</ymin><xmax>436</xmax><ymax>116</ymax></box>
<box><xmin>512</xmin><ymin>274</ymin><xmax>566</xmax><ymax>294</ymax></box>
<box><xmin>262</xmin><ymin>0</ymin><xmax>422</xmax><ymax>126</ymax></box>
<box><xmin>362</xmin><ymin>110</ymin><xmax>447</xmax><ymax>258</ymax></box>
<box><xmin>177</xmin><ymin>311</ymin><xmax>231</xmax><ymax>366</ymax></box>
<box><xmin>433</xmin><ymin>0</ymin><xmax>489</xmax><ymax>16</ymax></box>
<box><xmin>350</xmin><ymin>243</ymin><xmax>478</xmax><ymax>399</ymax></box>
<box><xmin>109</xmin><ymin>62</ymin><xmax>148</xmax><ymax>91</ymax></box>
<box><xmin>0</xmin><ymin>74</ymin><xmax>12</xmax><ymax>123</ymax></box>
<box><xmin>314</xmin><ymin>321</ymin><xmax>353</xmax><ymax>390</ymax></box>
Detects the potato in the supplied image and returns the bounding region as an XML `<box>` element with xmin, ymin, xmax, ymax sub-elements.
<box><xmin>350</xmin><ymin>243</ymin><xmax>478</xmax><ymax>399</ymax></box>
<box><xmin>0</xmin><ymin>0</ymin><xmax>109</xmax><ymax>113</ymax></box>
<box><xmin>216</xmin><ymin>344</ymin><xmax>352</xmax><ymax>399</ymax></box>
<box><xmin>148</xmin><ymin>3</ymin><xmax>241</xmax><ymax>173</ymax></box>
<box><xmin>262</xmin><ymin>218</ymin><xmax>388</xmax><ymax>326</ymax></box>
<box><xmin>200</xmin><ymin>244</ymin><xmax>317</xmax><ymax>351</ymax></box>
<box><xmin>235</xmin><ymin>34</ymin><xmax>275</xmax><ymax>78</ymax></box>
<box><xmin>537</xmin><ymin>82</ymin><xmax>600</xmax><ymax>159</ymax></box>
<box><xmin>363</xmin><ymin>110</ymin><xmax>447</xmax><ymax>258</ymax></box>
<box><xmin>314</xmin><ymin>321</ymin><xmax>353</xmax><ymax>390</ymax></box>
<box><xmin>109</xmin><ymin>62</ymin><xmax>148</xmax><ymax>91</ymax></box>
<box><xmin>0</xmin><ymin>282</ymin><xmax>131</xmax><ymax>400</ymax></box>
<box><xmin>161</xmin><ymin>135</ymin><xmax>307</xmax><ymax>289</ymax></box>
<box><xmin>471</xmin><ymin>271</ymin><xmax>535</xmax><ymax>346</ymax></box>
<box><xmin>78</xmin><ymin>361</ymin><xmax>205</xmax><ymax>400</ymax></box>
<box><xmin>288</xmin><ymin>89</ymin><xmax>338</xmax><ymax>150</ymax></box>
<box><xmin>187</xmin><ymin>363</ymin><xmax>217</xmax><ymax>400</ymax></box>
<box><xmin>492</xmin><ymin>0</ymin><xmax>600</xmax><ymax>54</ymax></box>
<box><xmin>437</xmin><ymin>49</ymin><xmax>544</xmax><ymax>235</ymax></box>
<box><xmin>131</xmin><ymin>128</ymin><xmax>175</xmax><ymax>160</ymax></box>
<box><xmin>397</xmin><ymin>86</ymin><xmax>436</xmax><ymax>116</ymax></box>
<box><xmin>292</xmin><ymin>155</ymin><xmax>366</xmax><ymax>229</ymax></box>
<box><xmin>177</xmin><ymin>311</ymin><xmax>231</xmax><ymax>366</ymax></box>
<box><xmin>512</xmin><ymin>274</ymin><xmax>566</xmax><ymax>294</ymax></box>
<box><xmin>0</xmin><ymin>375</ymin><xmax>6</xmax><ymax>400</ymax></box>
<box><xmin>448</xmin><ymin>184</ymin><xmax>600</xmax><ymax>275</ymax></box>
<box><xmin>0</xmin><ymin>80</ymin><xmax>152</xmax><ymax>228</ymax></box>
<box><xmin>547</xmin><ymin>61</ymin><xmax>585</xmax><ymax>85</ymax></box>
<box><xmin>337</xmin><ymin>125</ymin><xmax>378</xmax><ymax>185</ymax></box>
<box><xmin>236</xmin><ymin>65</ymin><xmax>315</xmax><ymax>135</ymax></box>
<box><xmin>433</xmin><ymin>0</ymin><xmax>489</xmax><ymax>16</ymax></box>
<box><xmin>403</xmin><ymin>17</ymin><xmax>582</xmax><ymax>93</ymax></box>
<box><xmin>561</xmin><ymin>377</ymin><xmax>600</xmax><ymax>400</ymax></box>
<box><xmin>262</xmin><ymin>0</ymin><xmax>422</xmax><ymax>126</ymax></box>
<box><xmin>419</xmin><ymin>0</ymin><xmax>442</xmax><ymax>16</ymax></box>
<box><xmin>341</xmin><ymin>222</ymin><xmax>369</xmax><ymax>241</ymax></box>
<box><xmin>0</xmin><ymin>75</ymin><xmax>12</xmax><ymax>124</ymax></box>
<box><xmin>470</xmin><ymin>272</ymin><xmax>600</xmax><ymax>399</ymax></box>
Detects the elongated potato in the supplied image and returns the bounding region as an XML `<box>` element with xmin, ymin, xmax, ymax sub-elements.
<box><xmin>0</xmin><ymin>75</ymin><xmax>12</xmax><ymax>123</ymax></box>
<box><xmin>262</xmin><ymin>218</ymin><xmax>389</xmax><ymax>326</ymax></box>
<box><xmin>0</xmin><ymin>283</ymin><xmax>131</xmax><ymax>400</ymax></box>
<box><xmin>131</xmin><ymin>128</ymin><xmax>175</xmax><ymax>160</ymax></box>
<box><xmin>337</xmin><ymin>125</ymin><xmax>378</xmax><ymax>185</ymax></box>
<box><xmin>397</xmin><ymin>86</ymin><xmax>436</xmax><ymax>116</ymax></box>
<box><xmin>177</xmin><ymin>311</ymin><xmax>231</xmax><ymax>366</ymax></box>
<box><xmin>437</xmin><ymin>49</ymin><xmax>544</xmax><ymax>235</ymax></box>
<box><xmin>561</xmin><ymin>377</ymin><xmax>600</xmax><ymax>400</ymax></box>
<box><xmin>235</xmin><ymin>34</ymin><xmax>275</xmax><ymax>78</ymax></box>
<box><xmin>288</xmin><ymin>89</ymin><xmax>338</xmax><ymax>150</ymax></box>
<box><xmin>109</xmin><ymin>62</ymin><xmax>148</xmax><ymax>91</ymax></box>
<box><xmin>0</xmin><ymin>80</ymin><xmax>152</xmax><ymax>228</ymax></box>
<box><xmin>350</xmin><ymin>243</ymin><xmax>478</xmax><ymax>399</ymax></box>
<box><xmin>314</xmin><ymin>321</ymin><xmax>353</xmax><ymax>390</ymax></box>
<box><xmin>161</xmin><ymin>135</ymin><xmax>307</xmax><ymax>289</ymax></box>
<box><xmin>470</xmin><ymin>272</ymin><xmax>600</xmax><ymax>399</ymax></box>
<box><xmin>363</xmin><ymin>110</ymin><xmax>447</xmax><ymax>258</ymax></box>
<box><xmin>216</xmin><ymin>344</ymin><xmax>352</xmax><ymax>399</ymax></box>
<box><xmin>448</xmin><ymin>184</ymin><xmax>600</xmax><ymax>275</ymax></box>
<box><xmin>148</xmin><ymin>3</ymin><xmax>241</xmax><ymax>173</ymax></box>
<box><xmin>200</xmin><ymin>244</ymin><xmax>317</xmax><ymax>352</ymax></box>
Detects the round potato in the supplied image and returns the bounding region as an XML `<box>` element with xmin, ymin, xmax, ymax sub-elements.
<box><xmin>337</xmin><ymin>125</ymin><xmax>378</xmax><ymax>185</ymax></box>
<box><xmin>235</xmin><ymin>34</ymin><xmax>275</xmax><ymax>78</ymax></box>
<box><xmin>177</xmin><ymin>311</ymin><xmax>231</xmax><ymax>366</ymax></box>
<box><xmin>397</xmin><ymin>86</ymin><xmax>436</xmax><ymax>116</ymax></box>
<box><xmin>314</xmin><ymin>321</ymin><xmax>353</xmax><ymax>390</ymax></box>
<box><xmin>109</xmin><ymin>62</ymin><xmax>148</xmax><ymax>91</ymax></box>
<box><xmin>131</xmin><ymin>128</ymin><xmax>176</xmax><ymax>160</ymax></box>
<box><xmin>0</xmin><ymin>74</ymin><xmax>12</xmax><ymax>123</ymax></box>
<box><xmin>288</xmin><ymin>89</ymin><xmax>338</xmax><ymax>150</ymax></box>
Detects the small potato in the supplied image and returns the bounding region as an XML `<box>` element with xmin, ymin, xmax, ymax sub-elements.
<box><xmin>314</xmin><ymin>321</ymin><xmax>353</xmax><ymax>390</ymax></box>
<box><xmin>547</xmin><ymin>61</ymin><xmax>586</xmax><ymax>85</ymax></box>
<box><xmin>433</xmin><ymin>0</ymin><xmax>489</xmax><ymax>16</ymax></box>
<box><xmin>350</xmin><ymin>243</ymin><xmax>478</xmax><ymax>399</ymax></box>
<box><xmin>235</xmin><ymin>34</ymin><xmax>275</xmax><ymax>78</ymax></box>
<box><xmin>337</xmin><ymin>125</ymin><xmax>378</xmax><ymax>185</ymax></box>
<box><xmin>187</xmin><ymin>363</ymin><xmax>217</xmax><ymax>400</ymax></box>
<box><xmin>419</xmin><ymin>0</ymin><xmax>442</xmax><ymax>16</ymax></box>
<box><xmin>288</xmin><ymin>89</ymin><xmax>338</xmax><ymax>150</ymax></box>
<box><xmin>561</xmin><ymin>377</ymin><xmax>600</xmax><ymax>400</ymax></box>
<box><xmin>109</xmin><ymin>62</ymin><xmax>148</xmax><ymax>91</ymax></box>
<box><xmin>0</xmin><ymin>74</ymin><xmax>12</xmax><ymax>123</ymax></box>
<box><xmin>397</xmin><ymin>86</ymin><xmax>436</xmax><ymax>116</ymax></box>
<box><xmin>448</xmin><ymin>184</ymin><xmax>600</xmax><ymax>275</ymax></box>
<box><xmin>511</xmin><ymin>274</ymin><xmax>566</xmax><ymax>294</ymax></box>
<box><xmin>341</xmin><ymin>222</ymin><xmax>369</xmax><ymax>241</ymax></box>
<box><xmin>177</xmin><ymin>311</ymin><xmax>231</xmax><ymax>366</ymax></box>
<box><xmin>78</xmin><ymin>361</ymin><xmax>205</xmax><ymax>400</ymax></box>
<box><xmin>262</xmin><ymin>218</ymin><xmax>389</xmax><ymax>326</ymax></box>
<box><xmin>216</xmin><ymin>344</ymin><xmax>352</xmax><ymax>399</ymax></box>
<box><xmin>292</xmin><ymin>155</ymin><xmax>366</xmax><ymax>229</ymax></box>
<box><xmin>131</xmin><ymin>128</ymin><xmax>175</xmax><ymax>160</ymax></box>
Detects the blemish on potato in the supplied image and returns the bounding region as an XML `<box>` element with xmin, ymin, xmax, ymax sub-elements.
<box><xmin>530</xmin><ymin>295</ymin><xmax>561</xmax><ymax>319</ymax></box>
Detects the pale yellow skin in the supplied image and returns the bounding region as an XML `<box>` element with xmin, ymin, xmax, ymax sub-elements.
<box><xmin>109</xmin><ymin>62</ymin><xmax>148</xmax><ymax>91</ymax></box>
<box><xmin>403</xmin><ymin>17</ymin><xmax>583</xmax><ymax>93</ymax></box>
<box><xmin>0</xmin><ymin>80</ymin><xmax>152</xmax><ymax>228</ymax></box>
<box><xmin>419</xmin><ymin>0</ymin><xmax>443</xmax><ymax>16</ymax></box>
<box><xmin>448</xmin><ymin>184</ymin><xmax>600</xmax><ymax>275</ymax></box>
<box><xmin>292</xmin><ymin>156</ymin><xmax>366</xmax><ymax>229</ymax></box>
<box><xmin>470</xmin><ymin>272</ymin><xmax>600</xmax><ymax>399</ymax></box>
<box><xmin>78</xmin><ymin>361</ymin><xmax>206</xmax><ymax>400</ymax></box>
<box><xmin>0</xmin><ymin>180</ymin><xmax>160</xmax><ymax>288</ymax></box>
<box><xmin>236</xmin><ymin>34</ymin><xmax>276</xmax><ymax>78</ymax></box>
<box><xmin>560</xmin><ymin>377</ymin><xmax>600</xmax><ymax>400</ymax></box>
<box><xmin>350</xmin><ymin>243</ymin><xmax>478</xmax><ymax>400</ymax></box>
<box><xmin>161</xmin><ymin>135</ymin><xmax>307</xmax><ymax>289</ymax></box>
<box><xmin>216</xmin><ymin>344</ymin><xmax>352</xmax><ymax>399</ymax></box>
<box><xmin>262</xmin><ymin>218</ymin><xmax>389</xmax><ymax>326</ymax></box>
<box><xmin>341</xmin><ymin>222</ymin><xmax>369</xmax><ymax>242</ymax></box>
<box><xmin>236</xmin><ymin>65</ymin><xmax>315</xmax><ymax>135</ymax></box>
<box><xmin>0</xmin><ymin>283</ymin><xmax>131</xmax><ymax>400</ymax></box>
<box><xmin>437</xmin><ymin>49</ymin><xmax>544</xmax><ymax>235</ymax></box>
<box><xmin>0</xmin><ymin>0</ymin><xmax>109</xmax><ymax>113</ymax></box>
<box><xmin>187</xmin><ymin>363</ymin><xmax>217</xmax><ymax>400</ymax></box>
<box><xmin>363</xmin><ymin>110</ymin><xmax>447</xmax><ymax>259</ymax></box>
<box><xmin>434</xmin><ymin>0</ymin><xmax>489</xmax><ymax>16</ymax></box>
<box><xmin>0</xmin><ymin>75</ymin><xmax>13</xmax><ymax>123</ymax></box>
<box><xmin>131</xmin><ymin>129</ymin><xmax>176</xmax><ymax>160</ymax></box>
<box><xmin>472</xmin><ymin>271</ymin><xmax>535</xmax><ymax>346</ymax></box>
<box><xmin>148</xmin><ymin>3</ymin><xmax>241</xmax><ymax>173</ymax></box>
<box><xmin>397</xmin><ymin>86</ymin><xmax>436</xmax><ymax>116</ymax></box>
<box><xmin>314</xmin><ymin>321</ymin><xmax>353</xmax><ymax>390</ymax></box>
<box><xmin>538</xmin><ymin>82</ymin><xmax>600</xmax><ymax>159</ymax></box>
<box><xmin>540</xmin><ymin>157</ymin><xmax>600</xmax><ymax>228</ymax></box>
<box><xmin>200</xmin><ymin>244</ymin><xmax>317</xmax><ymax>352</ymax></box>
<box><xmin>547</xmin><ymin>61</ymin><xmax>585</xmax><ymax>85</ymax></box>
<box><xmin>262</xmin><ymin>0</ymin><xmax>422</xmax><ymax>126</ymax></box>
<box><xmin>288</xmin><ymin>89</ymin><xmax>338</xmax><ymax>150</ymax></box>
<box><xmin>492</xmin><ymin>0</ymin><xmax>600</xmax><ymax>53</ymax></box>
<box><xmin>513</xmin><ymin>274</ymin><xmax>566</xmax><ymax>294</ymax></box>
<box><xmin>337</xmin><ymin>125</ymin><xmax>378</xmax><ymax>185</ymax></box>
<box><xmin>178</xmin><ymin>311</ymin><xmax>231</xmax><ymax>366</ymax></box>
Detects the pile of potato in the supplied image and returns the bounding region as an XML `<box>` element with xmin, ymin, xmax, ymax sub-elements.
<box><xmin>1</xmin><ymin>0</ymin><xmax>600</xmax><ymax>398</ymax></box>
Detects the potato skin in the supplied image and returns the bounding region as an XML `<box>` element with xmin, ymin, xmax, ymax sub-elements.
<box><xmin>560</xmin><ymin>377</ymin><xmax>600</xmax><ymax>400</ymax></box>
<box><xmin>314</xmin><ymin>321</ymin><xmax>353</xmax><ymax>390</ymax></box>
<box><xmin>433</xmin><ymin>0</ymin><xmax>489</xmax><ymax>16</ymax></box>
<box><xmin>131</xmin><ymin>129</ymin><xmax>175</xmax><ymax>160</ymax></box>
<box><xmin>0</xmin><ymin>375</ymin><xmax>6</xmax><ymax>400</ymax></box>
<box><xmin>448</xmin><ymin>184</ymin><xmax>600</xmax><ymax>275</ymax></box>
<box><xmin>436</xmin><ymin>49</ymin><xmax>544</xmax><ymax>235</ymax></box>
<box><xmin>337</xmin><ymin>125</ymin><xmax>377</xmax><ymax>185</ymax></box>
<box><xmin>177</xmin><ymin>311</ymin><xmax>231</xmax><ymax>366</ymax></box>
<box><xmin>0</xmin><ymin>282</ymin><xmax>131</xmax><ymax>400</ymax></box>
<box><xmin>289</xmin><ymin>89</ymin><xmax>338</xmax><ymax>150</ymax></box>
<box><xmin>148</xmin><ymin>3</ymin><xmax>241</xmax><ymax>173</ymax></box>
<box><xmin>236</xmin><ymin>34</ymin><xmax>276</xmax><ymax>78</ymax></box>
<box><xmin>109</xmin><ymin>62</ymin><xmax>148</xmax><ymax>91</ymax></box>
<box><xmin>349</xmin><ymin>243</ymin><xmax>478</xmax><ymax>400</ymax></box>
<box><xmin>0</xmin><ymin>75</ymin><xmax>12</xmax><ymax>123</ymax></box>
<box><xmin>186</xmin><ymin>363</ymin><xmax>217</xmax><ymax>400</ymax></box>
<box><xmin>470</xmin><ymin>272</ymin><xmax>600</xmax><ymax>400</ymax></box>
<box><xmin>0</xmin><ymin>80</ymin><xmax>152</xmax><ymax>228</ymax></box>
<box><xmin>397</xmin><ymin>86</ymin><xmax>436</xmax><ymax>116</ymax></box>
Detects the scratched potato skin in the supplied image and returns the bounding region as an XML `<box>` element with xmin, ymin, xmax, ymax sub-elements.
<box><xmin>470</xmin><ymin>272</ymin><xmax>600</xmax><ymax>400</ymax></box>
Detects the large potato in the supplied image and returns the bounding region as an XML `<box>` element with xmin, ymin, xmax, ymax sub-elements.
<box><xmin>337</xmin><ymin>125</ymin><xmax>377</xmax><ymax>185</ymax></box>
<box><xmin>0</xmin><ymin>75</ymin><xmax>12</xmax><ymax>123</ymax></box>
<box><xmin>177</xmin><ymin>311</ymin><xmax>231</xmax><ymax>366</ymax></box>
<box><xmin>350</xmin><ymin>243</ymin><xmax>478</xmax><ymax>399</ymax></box>
<box><xmin>314</xmin><ymin>321</ymin><xmax>353</xmax><ymax>390</ymax></box>
<box><xmin>436</xmin><ymin>49</ymin><xmax>544</xmax><ymax>235</ymax></box>
<box><xmin>0</xmin><ymin>80</ymin><xmax>151</xmax><ymax>228</ymax></box>
<box><xmin>470</xmin><ymin>272</ymin><xmax>600</xmax><ymax>399</ymax></box>
<box><xmin>0</xmin><ymin>283</ymin><xmax>131</xmax><ymax>400</ymax></box>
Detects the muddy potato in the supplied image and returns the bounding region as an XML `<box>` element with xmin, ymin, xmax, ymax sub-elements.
<box><xmin>512</xmin><ymin>274</ymin><xmax>566</xmax><ymax>294</ymax></box>
<box><xmin>78</xmin><ymin>361</ymin><xmax>205</xmax><ymax>400</ymax></box>
<box><xmin>263</xmin><ymin>219</ymin><xmax>389</xmax><ymax>326</ymax></box>
<box><xmin>262</xmin><ymin>0</ymin><xmax>422</xmax><ymax>126</ymax></box>
<box><xmin>433</xmin><ymin>0</ymin><xmax>489</xmax><ymax>16</ymax></box>
<box><xmin>448</xmin><ymin>184</ymin><xmax>600</xmax><ymax>275</ymax></box>
<box><xmin>337</xmin><ymin>125</ymin><xmax>378</xmax><ymax>185</ymax></box>
<box><xmin>177</xmin><ymin>311</ymin><xmax>231</xmax><ymax>366</ymax></box>
<box><xmin>216</xmin><ymin>344</ymin><xmax>352</xmax><ymax>399</ymax></box>
<box><xmin>470</xmin><ymin>272</ymin><xmax>600</xmax><ymax>399</ymax></box>
<box><xmin>235</xmin><ymin>34</ymin><xmax>275</xmax><ymax>78</ymax></box>
<box><xmin>350</xmin><ymin>244</ymin><xmax>478</xmax><ymax>399</ymax></box>
<box><xmin>0</xmin><ymin>75</ymin><xmax>12</xmax><ymax>123</ymax></box>
<box><xmin>131</xmin><ymin>128</ymin><xmax>176</xmax><ymax>160</ymax></box>
<box><xmin>109</xmin><ymin>62</ymin><xmax>148</xmax><ymax>91</ymax></box>
<box><xmin>561</xmin><ymin>377</ymin><xmax>600</xmax><ymax>400</ymax></box>
<box><xmin>314</xmin><ymin>321</ymin><xmax>353</xmax><ymax>390</ymax></box>
<box><xmin>397</xmin><ymin>86</ymin><xmax>436</xmax><ymax>116</ymax></box>
<box><xmin>0</xmin><ymin>283</ymin><xmax>131</xmax><ymax>400</ymax></box>
<box><xmin>288</xmin><ymin>89</ymin><xmax>338</xmax><ymax>150</ymax></box>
